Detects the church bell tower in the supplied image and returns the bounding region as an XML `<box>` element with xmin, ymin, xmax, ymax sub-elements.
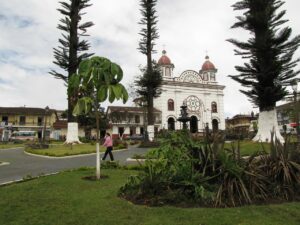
<box><xmin>158</xmin><ymin>50</ymin><xmax>174</xmax><ymax>79</ymax></box>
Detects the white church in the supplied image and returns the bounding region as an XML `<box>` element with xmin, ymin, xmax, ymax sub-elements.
<box><xmin>107</xmin><ymin>50</ymin><xmax>225</xmax><ymax>139</ymax></box>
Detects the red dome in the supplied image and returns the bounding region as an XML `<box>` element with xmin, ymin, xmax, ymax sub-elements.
<box><xmin>201</xmin><ymin>55</ymin><xmax>216</xmax><ymax>70</ymax></box>
<box><xmin>158</xmin><ymin>50</ymin><xmax>171</xmax><ymax>65</ymax></box>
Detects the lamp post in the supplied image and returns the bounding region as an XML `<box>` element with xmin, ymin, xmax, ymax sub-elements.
<box><xmin>42</xmin><ymin>106</ymin><xmax>49</xmax><ymax>144</ymax></box>
<box><xmin>292</xmin><ymin>81</ymin><xmax>299</xmax><ymax>142</ymax></box>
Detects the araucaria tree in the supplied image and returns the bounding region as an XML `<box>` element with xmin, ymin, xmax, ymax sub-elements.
<box><xmin>50</xmin><ymin>0</ymin><xmax>94</xmax><ymax>143</ymax></box>
<box><xmin>137</xmin><ymin>0</ymin><xmax>162</xmax><ymax>140</ymax></box>
<box><xmin>228</xmin><ymin>0</ymin><xmax>300</xmax><ymax>142</ymax></box>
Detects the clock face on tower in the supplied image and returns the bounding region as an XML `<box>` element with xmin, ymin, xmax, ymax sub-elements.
<box><xmin>186</xmin><ymin>95</ymin><xmax>201</xmax><ymax>111</ymax></box>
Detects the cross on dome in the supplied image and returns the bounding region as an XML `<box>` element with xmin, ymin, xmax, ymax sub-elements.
<box><xmin>158</xmin><ymin>49</ymin><xmax>172</xmax><ymax>65</ymax></box>
<box><xmin>202</xmin><ymin>55</ymin><xmax>216</xmax><ymax>71</ymax></box>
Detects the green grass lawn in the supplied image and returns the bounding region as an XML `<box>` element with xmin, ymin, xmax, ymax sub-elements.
<box><xmin>0</xmin><ymin>143</ymin><xmax>24</xmax><ymax>149</ymax></box>
<box><xmin>148</xmin><ymin>141</ymin><xmax>271</xmax><ymax>158</ymax></box>
<box><xmin>0</xmin><ymin>140</ymin><xmax>65</xmax><ymax>150</ymax></box>
<box><xmin>1</xmin><ymin>168</ymin><xmax>300</xmax><ymax>225</ymax></box>
<box><xmin>224</xmin><ymin>140</ymin><xmax>271</xmax><ymax>156</ymax></box>
<box><xmin>25</xmin><ymin>144</ymin><xmax>126</xmax><ymax>157</ymax></box>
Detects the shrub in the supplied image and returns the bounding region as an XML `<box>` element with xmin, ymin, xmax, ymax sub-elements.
<box><xmin>139</xmin><ymin>140</ymin><xmax>160</xmax><ymax>148</ymax></box>
<box><xmin>113</xmin><ymin>140</ymin><xmax>128</xmax><ymax>148</ymax></box>
<box><xmin>119</xmin><ymin>131</ymin><xmax>209</xmax><ymax>206</ymax></box>
<box><xmin>115</xmin><ymin>143</ymin><xmax>127</xmax><ymax>150</ymax></box>
<box><xmin>120</xmin><ymin>130</ymin><xmax>300</xmax><ymax>207</ymax></box>
<box><xmin>79</xmin><ymin>136</ymin><xmax>90</xmax><ymax>143</ymax></box>
<box><xmin>12</xmin><ymin>139</ymin><xmax>25</xmax><ymax>144</ymax></box>
<box><xmin>259</xmin><ymin>134</ymin><xmax>300</xmax><ymax>200</ymax></box>
<box><xmin>129</xmin><ymin>140</ymin><xmax>140</xmax><ymax>146</ymax></box>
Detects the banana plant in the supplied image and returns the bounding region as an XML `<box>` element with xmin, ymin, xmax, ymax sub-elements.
<box><xmin>71</xmin><ymin>56</ymin><xmax>128</xmax><ymax>179</ymax></box>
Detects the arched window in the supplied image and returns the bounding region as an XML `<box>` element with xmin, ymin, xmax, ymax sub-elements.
<box><xmin>168</xmin><ymin>99</ymin><xmax>174</xmax><ymax>111</ymax></box>
<box><xmin>212</xmin><ymin>119</ymin><xmax>219</xmax><ymax>132</ymax></box>
<box><xmin>165</xmin><ymin>67</ymin><xmax>171</xmax><ymax>77</ymax></box>
<box><xmin>168</xmin><ymin>117</ymin><xmax>175</xmax><ymax>131</ymax></box>
<box><xmin>190</xmin><ymin>116</ymin><xmax>198</xmax><ymax>133</ymax></box>
<box><xmin>211</xmin><ymin>102</ymin><xmax>217</xmax><ymax>113</ymax></box>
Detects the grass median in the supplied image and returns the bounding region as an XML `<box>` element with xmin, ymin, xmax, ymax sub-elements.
<box><xmin>25</xmin><ymin>143</ymin><xmax>126</xmax><ymax>157</ymax></box>
<box><xmin>224</xmin><ymin>140</ymin><xmax>271</xmax><ymax>156</ymax></box>
<box><xmin>1</xmin><ymin>168</ymin><xmax>300</xmax><ymax>225</ymax></box>
<box><xmin>0</xmin><ymin>143</ymin><xmax>24</xmax><ymax>149</ymax></box>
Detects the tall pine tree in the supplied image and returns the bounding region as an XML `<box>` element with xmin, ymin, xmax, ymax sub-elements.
<box><xmin>137</xmin><ymin>0</ymin><xmax>161</xmax><ymax>130</ymax></box>
<box><xmin>228</xmin><ymin>0</ymin><xmax>300</xmax><ymax>142</ymax></box>
<box><xmin>50</xmin><ymin>0</ymin><xmax>94</xmax><ymax>122</ymax></box>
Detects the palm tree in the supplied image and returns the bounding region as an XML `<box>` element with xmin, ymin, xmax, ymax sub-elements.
<box><xmin>228</xmin><ymin>0</ymin><xmax>300</xmax><ymax>142</ymax></box>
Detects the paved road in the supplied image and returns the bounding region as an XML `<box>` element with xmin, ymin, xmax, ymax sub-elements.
<box><xmin>0</xmin><ymin>147</ymin><xmax>149</xmax><ymax>185</ymax></box>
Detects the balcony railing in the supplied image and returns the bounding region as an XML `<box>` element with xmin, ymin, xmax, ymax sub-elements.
<box><xmin>111</xmin><ymin>119</ymin><xmax>162</xmax><ymax>125</ymax></box>
<box><xmin>5</xmin><ymin>122</ymin><xmax>50</xmax><ymax>127</ymax></box>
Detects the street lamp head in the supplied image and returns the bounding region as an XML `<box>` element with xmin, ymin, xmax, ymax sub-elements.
<box><xmin>292</xmin><ymin>80</ymin><xmax>298</xmax><ymax>92</ymax></box>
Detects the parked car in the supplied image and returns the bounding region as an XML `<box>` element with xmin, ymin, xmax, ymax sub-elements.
<box><xmin>125</xmin><ymin>134</ymin><xmax>144</xmax><ymax>140</ymax></box>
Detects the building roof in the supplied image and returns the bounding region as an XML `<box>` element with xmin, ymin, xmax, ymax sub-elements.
<box><xmin>107</xmin><ymin>106</ymin><xmax>161</xmax><ymax>113</ymax></box>
<box><xmin>226</xmin><ymin>114</ymin><xmax>257</xmax><ymax>122</ymax></box>
<box><xmin>201</xmin><ymin>55</ymin><xmax>216</xmax><ymax>71</ymax></box>
<box><xmin>53</xmin><ymin>120</ymin><xmax>67</xmax><ymax>129</ymax></box>
<box><xmin>276</xmin><ymin>101</ymin><xmax>300</xmax><ymax>111</ymax></box>
<box><xmin>158</xmin><ymin>50</ymin><xmax>172</xmax><ymax>65</ymax></box>
<box><xmin>0</xmin><ymin>107</ymin><xmax>55</xmax><ymax>116</ymax></box>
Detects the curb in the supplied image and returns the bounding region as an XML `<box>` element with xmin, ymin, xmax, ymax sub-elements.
<box><xmin>24</xmin><ymin>148</ymin><xmax>128</xmax><ymax>159</ymax></box>
<box><xmin>0</xmin><ymin>147</ymin><xmax>24</xmax><ymax>151</ymax></box>
<box><xmin>0</xmin><ymin>172</ymin><xmax>60</xmax><ymax>187</ymax></box>
<box><xmin>126</xmin><ymin>158</ymin><xmax>147</xmax><ymax>162</ymax></box>
<box><xmin>0</xmin><ymin>162</ymin><xmax>10</xmax><ymax>167</ymax></box>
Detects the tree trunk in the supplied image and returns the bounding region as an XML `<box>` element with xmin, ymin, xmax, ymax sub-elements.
<box><xmin>66</xmin><ymin>1</ymin><xmax>80</xmax><ymax>140</ymax></box>
<box><xmin>65</xmin><ymin>122</ymin><xmax>81</xmax><ymax>144</ymax></box>
<box><xmin>95</xmin><ymin>111</ymin><xmax>101</xmax><ymax>180</ymax></box>
<box><xmin>252</xmin><ymin>109</ymin><xmax>284</xmax><ymax>143</ymax></box>
<box><xmin>146</xmin><ymin>6</ymin><xmax>153</xmax><ymax>126</ymax></box>
<box><xmin>67</xmin><ymin>96</ymin><xmax>76</xmax><ymax>122</ymax></box>
<box><xmin>68</xmin><ymin>0</ymin><xmax>80</xmax><ymax>122</ymax></box>
<box><xmin>147</xmin><ymin>89</ymin><xmax>154</xmax><ymax>125</ymax></box>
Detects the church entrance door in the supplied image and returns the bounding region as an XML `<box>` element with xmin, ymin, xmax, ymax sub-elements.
<box><xmin>190</xmin><ymin>116</ymin><xmax>198</xmax><ymax>133</ymax></box>
<box><xmin>168</xmin><ymin>118</ymin><xmax>175</xmax><ymax>131</ymax></box>
<box><xmin>212</xmin><ymin>119</ymin><xmax>219</xmax><ymax>132</ymax></box>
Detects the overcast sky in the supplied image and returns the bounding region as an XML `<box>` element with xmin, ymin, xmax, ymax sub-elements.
<box><xmin>0</xmin><ymin>0</ymin><xmax>299</xmax><ymax>117</ymax></box>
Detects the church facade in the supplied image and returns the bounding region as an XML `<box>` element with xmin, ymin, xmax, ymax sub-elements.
<box><xmin>154</xmin><ymin>50</ymin><xmax>225</xmax><ymax>133</ymax></box>
<box><xmin>107</xmin><ymin>50</ymin><xmax>225</xmax><ymax>138</ymax></box>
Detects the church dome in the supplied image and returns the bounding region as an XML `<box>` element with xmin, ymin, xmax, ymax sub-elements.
<box><xmin>158</xmin><ymin>50</ymin><xmax>171</xmax><ymax>65</ymax></box>
<box><xmin>201</xmin><ymin>55</ymin><xmax>216</xmax><ymax>71</ymax></box>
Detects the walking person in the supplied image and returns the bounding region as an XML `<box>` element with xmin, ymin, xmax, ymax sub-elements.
<box><xmin>102</xmin><ymin>133</ymin><xmax>114</xmax><ymax>161</ymax></box>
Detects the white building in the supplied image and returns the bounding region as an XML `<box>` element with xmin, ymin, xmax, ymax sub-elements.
<box><xmin>154</xmin><ymin>50</ymin><xmax>225</xmax><ymax>133</ymax></box>
<box><xmin>107</xmin><ymin>50</ymin><xmax>225</xmax><ymax>138</ymax></box>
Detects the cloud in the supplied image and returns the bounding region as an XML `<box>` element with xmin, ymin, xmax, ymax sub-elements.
<box><xmin>0</xmin><ymin>0</ymin><xmax>299</xmax><ymax>117</ymax></box>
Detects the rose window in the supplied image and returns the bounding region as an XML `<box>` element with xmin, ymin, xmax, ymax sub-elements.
<box><xmin>186</xmin><ymin>96</ymin><xmax>201</xmax><ymax>111</ymax></box>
